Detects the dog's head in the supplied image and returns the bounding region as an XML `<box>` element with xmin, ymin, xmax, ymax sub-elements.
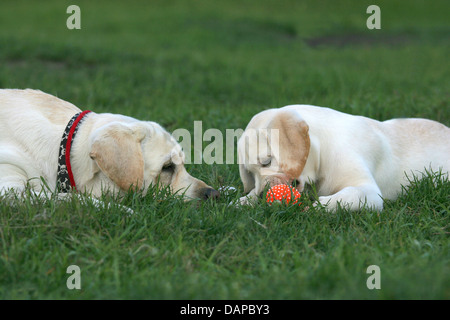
<box><xmin>88</xmin><ymin>120</ymin><xmax>219</xmax><ymax>200</ymax></box>
<box><xmin>237</xmin><ymin>109</ymin><xmax>310</xmax><ymax>198</ymax></box>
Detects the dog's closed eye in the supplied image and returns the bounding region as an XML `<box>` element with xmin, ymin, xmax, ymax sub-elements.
<box><xmin>260</xmin><ymin>158</ymin><xmax>271</xmax><ymax>167</ymax></box>
<box><xmin>162</xmin><ymin>162</ymin><xmax>175</xmax><ymax>172</ymax></box>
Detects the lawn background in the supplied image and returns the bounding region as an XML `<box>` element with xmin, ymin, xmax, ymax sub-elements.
<box><xmin>0</xmin><ymin>0</ymin><xmax>448</xmax><ymax>300</ymax></box>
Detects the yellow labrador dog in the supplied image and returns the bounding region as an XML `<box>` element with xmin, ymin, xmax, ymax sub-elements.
<box><xmin>238</xmin><ymin>105</ymin><xmax>449</xmax><ymax>211</ymax></box>
<box><xmin>0</xmin><ymin>89</ymin><xmax>219</xmax><ymax>203</ymax></box>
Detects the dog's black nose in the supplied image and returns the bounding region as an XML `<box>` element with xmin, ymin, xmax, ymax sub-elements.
<box><xmin>202</xmin><ymin>188</ymin><xmax>220</xmax><ymax>200</ymax></box>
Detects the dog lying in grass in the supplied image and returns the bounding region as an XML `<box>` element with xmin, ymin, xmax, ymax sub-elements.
<box><xmin>238</xmin><ymin>105</ymin><xmax>449</xmax><ymax>211</ymax></box>
<box><xmin>0</xmin><ymin>89</ymin><xmax>219</xmax><ymax>206</ymax></box>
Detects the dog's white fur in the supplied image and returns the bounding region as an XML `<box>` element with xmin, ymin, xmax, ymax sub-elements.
<box><xmin>238</xmin><ymin>105</ymin><xmax>449</xmax><ymax>211</ymax></box>
<box><xmin>0</xmin><ymin>89</ymin><xmax>217</xmax><ymax>202</ymax></box>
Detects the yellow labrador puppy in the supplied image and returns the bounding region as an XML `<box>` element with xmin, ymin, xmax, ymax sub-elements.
<box><xmin>238</xmin><ymin>105</ymin><xmax>449</xmax><ymax>211</ymax></box>
<box><xmin>0</xmin><ymin>89</ymin><xmax>219</xmax><ymax>203</ymax></box>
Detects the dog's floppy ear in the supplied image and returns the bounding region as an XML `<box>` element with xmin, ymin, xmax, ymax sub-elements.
<box><xmin>269</xmin><ymin>110</ymin><xmax>310</xmax><ymax>179</ymax></box>
<box><xmin>89</xmin><ymin>122</ymin><xmax>145</xmax><ymax>191</ymax></box>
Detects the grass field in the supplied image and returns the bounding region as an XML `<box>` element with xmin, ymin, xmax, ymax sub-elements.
<box><xmin>0</xmin><ymin>0</ymin><xmax>449</xmax><ymax>299</ymax></box>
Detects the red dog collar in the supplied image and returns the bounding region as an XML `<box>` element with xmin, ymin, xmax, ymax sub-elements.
<box><xmin>57</xmin><ymin>110</ymin><xmax>92</xmax><ymax>192</ymax></box>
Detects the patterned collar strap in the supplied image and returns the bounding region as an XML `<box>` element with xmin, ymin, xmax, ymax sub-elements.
<box><xmin>57</xmin><ymin>110</ymin><xmax>92</xmax><ymax>192</ymax></box>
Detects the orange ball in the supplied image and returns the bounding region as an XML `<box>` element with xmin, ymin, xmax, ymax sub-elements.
<box><xmin>266</xmin><ymin>184</ymin><xmax>302</xmax><ymax>205</ymax></box>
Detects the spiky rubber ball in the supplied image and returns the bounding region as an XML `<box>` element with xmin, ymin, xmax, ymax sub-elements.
<box><xmin>266</xmin><ymin>184</ymin><xmax>301</xmax><ymax>205</ymax></box>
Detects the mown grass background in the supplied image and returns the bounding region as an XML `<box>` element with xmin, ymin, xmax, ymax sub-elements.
<box><xmin>0</xmin><ymin>0</ymin><xmax>449</xmax><ymax>299</ymax></box>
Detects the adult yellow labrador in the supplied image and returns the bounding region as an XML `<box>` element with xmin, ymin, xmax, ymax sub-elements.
<box><xmin>238</xmin><ymin>105</ymin><xmax>449</xmax><ymax>211</ymax></box>
<box><xmin>0</xmin><ymin>89</ymin><xmax>219</xmax><ymax>203</ymax></box>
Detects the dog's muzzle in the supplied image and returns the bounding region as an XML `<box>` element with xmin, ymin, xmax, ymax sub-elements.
<box><xmin>200</xmin><ymin>187</ymin><xmax>220</xmax><ymax>200</ymax></box>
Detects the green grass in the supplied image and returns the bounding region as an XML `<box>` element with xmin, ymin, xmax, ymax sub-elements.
<box><xmin>0</xmin><ymin>0</ymin><xmax>449</xmax><ymax>299</ymax></box>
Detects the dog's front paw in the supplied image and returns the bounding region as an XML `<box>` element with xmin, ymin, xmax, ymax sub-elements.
<box><xmin>312</xmin><ymin>195</ymin><xmax>344</xmax><ymax>212</ymax></box>
<box><xmin>312</xmin><ymin>196</ymin><xmax>332</xmax><ymax>210</ymax></box>
<box><xmin>228</xmin><ymin>195</ymin><xmax>258</xmax><ymax>207</ymax></box>
<box><xmin>239</xmin><ymin>195</ymin><xmax>252</xmax><ymax>205</ymax></box>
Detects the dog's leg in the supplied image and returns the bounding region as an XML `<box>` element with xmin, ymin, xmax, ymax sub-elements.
<box><xmin>0</xmin><ymin>164</ymin><xmax>29</xmax><ymax>197</ymax></box>
<box><xmin>73</xmin><ymin>193</ymin><xmax>135</xmax><ymax>215</ymax></box>
<box><xmin>1</xmin><ymin>180</ymin><xmax>134</xmax><ymax>215</ymax></box>
<box><xmin>315</xmin><ymin>184</ymin><xmax>384</xmax><ymax>211</ymax></box>
<box><xmin>237</xmin><ymin>188</ymin><xmax>260</xmax><ymax>205</ymax></box>
<box><xmin>49</xmin><ymin>192</ymin><xmax>135</xmax><ymax>215</ymax></box>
